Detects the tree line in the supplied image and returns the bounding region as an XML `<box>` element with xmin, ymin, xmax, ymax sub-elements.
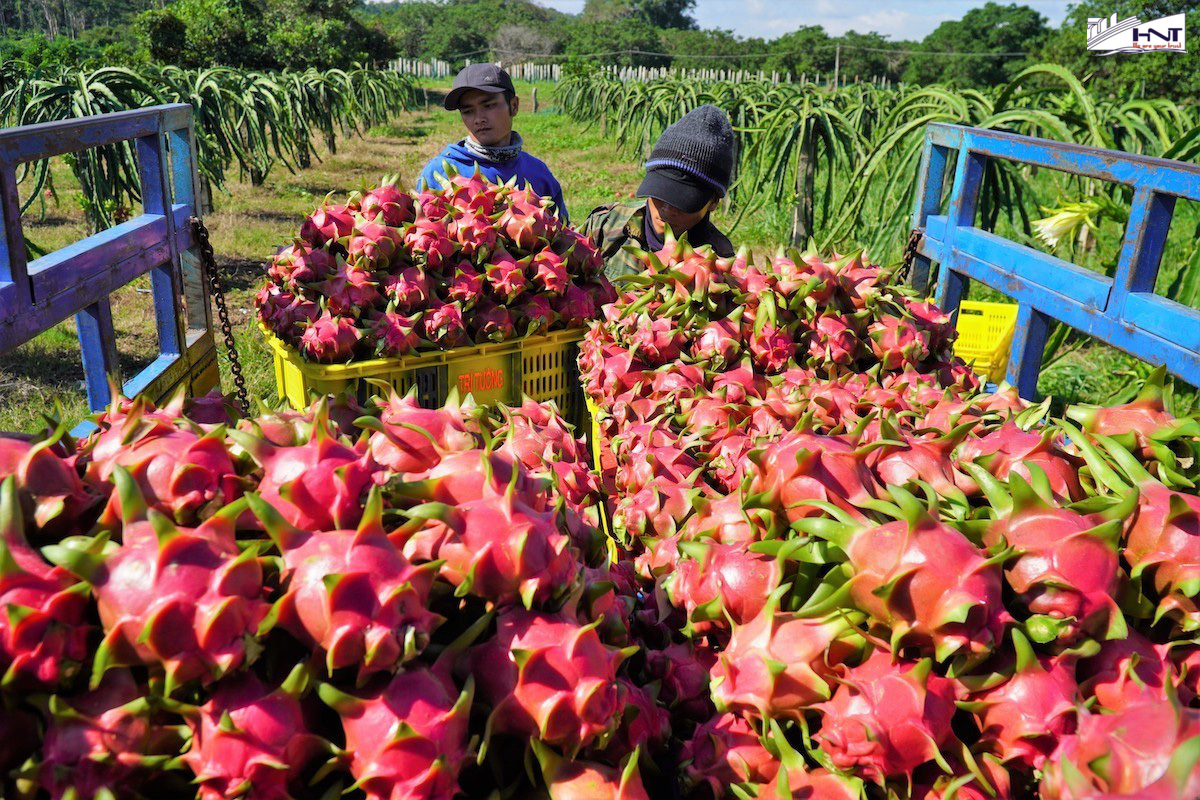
<box><xmin>1</xmin><ymin>0</ymin><xmax>1197</xmax><ymax>100</ymax></box>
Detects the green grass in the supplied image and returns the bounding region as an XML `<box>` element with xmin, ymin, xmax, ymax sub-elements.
<box><xmin>2</xmin><ymin>80</ymin><xmax>1193</xmax><ymax>432</ymax></box>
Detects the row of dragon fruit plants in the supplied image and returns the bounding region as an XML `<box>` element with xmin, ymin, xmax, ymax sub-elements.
<box><xmin>1</xmin><ymin>172</ymin><xmax>1199</xmax><ymax>799</ymax></box>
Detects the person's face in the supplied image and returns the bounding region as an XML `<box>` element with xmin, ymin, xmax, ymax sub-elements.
<box><xmin>458</xmin><ymin>89</ymin><xmax>518</xmax><ymax>147</ymax></box>
<box><xmin>646</xmin><ymin>195</ymin><xmax>715</xmax><ymax>237</ymax></box>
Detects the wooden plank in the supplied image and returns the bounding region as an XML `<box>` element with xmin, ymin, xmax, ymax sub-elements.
<box><xmin>955</xmin><ymin>228</ymin><xmax>1112</xmax><ymax>310</ymax></box>
<box><xmin>1122</xmin><ymin>293</ymin><xmax>1200</xmax><ymax>353</ymax></box>
<box><xmin>75</xmin><ymin>297</ymin><xmax>120</xmax><ymax>411</ymax></box>
<box><xmin>136</xmin><ymin>131</ymin><xmax>185</xmax><ymax>358</ymax></box>
<box><xmin>29</xmin><ymin>214</ymin><xmax>168</xmax><ymax>296</ymax></box>
<box><xmin>1110</xmin><ymin>186</ymin><xmax>1174</xmax><ymax>314</ymax></box>
<box><xmin>935</xmin><ymin>146</ymin><xmax>985</xmax><ymax>322</ymax></box>
<box><xmin>0</xmin><ymin>164</ymin><xmax>30</xmax><ymax>310</ymax></box>
<box><xmin>0</xmin><ymin>105</ymin><xmax>192</xmax><ymax>167</ymax></box>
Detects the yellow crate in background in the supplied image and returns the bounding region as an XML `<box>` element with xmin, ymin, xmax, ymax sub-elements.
<box><xmin>262</xmin><ymin>325</ymin><xmax>587</xmax><ymax>429</ymax></box>
<box><xmin>953</xmin><ymin>300</ymin><xmax>1020</xmax><ymax>383</ymax></box>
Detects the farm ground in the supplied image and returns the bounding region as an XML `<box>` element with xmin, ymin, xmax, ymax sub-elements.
<box><xmin>0</xmin><ymin>81</ymin><xmax>1182</xmax><ymax>433</ymax></box>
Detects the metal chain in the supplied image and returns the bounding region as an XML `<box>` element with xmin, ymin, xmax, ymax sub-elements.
<box><xmin>190</xmin><ymin>216</ymin><xmax>249</xmax><ymax>413</ymax></box>
<box><xmin>897</xmin><ymin>226</ymin><xmax>924</xmax><ymax>285</ymax></box>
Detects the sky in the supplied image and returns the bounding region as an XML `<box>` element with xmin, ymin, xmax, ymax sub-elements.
<box><xmin>533</xmin><ymin>0</ymin><xmax>1075</xmax><ymax>41</ymax></box>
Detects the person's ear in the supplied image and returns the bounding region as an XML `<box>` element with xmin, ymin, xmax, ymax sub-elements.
<box><xmin>509</xmin><ymin>96</ymin><xmax>520</xmax><ymax>118</ymax></box>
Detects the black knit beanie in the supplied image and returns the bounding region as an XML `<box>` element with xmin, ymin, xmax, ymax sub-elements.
<box><xmin>644</xmin><ymin>104</ymin><xmax>735</xmax><ymax>197</ymax></box>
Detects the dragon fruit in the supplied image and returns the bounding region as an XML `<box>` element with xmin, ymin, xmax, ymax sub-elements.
<box><xmin>794</xmin><ymin>485</ymin><xmax>1010</xmax><ymax>662</ymax></box>
<box><xmin>422</xmin><ymin>301</ymin><xmax>471</xmax><ymax>349</ymax></box>
<box><xmin>381</xmin><ymin>265</ymin><xmax>431</xmax><ymax>313</ymax></box>
<box><xmin>0</xmin><ymin>424</ymin><xmax>96</xmax><ymax>533</ymax></box>
<box><xmin>748</xmin><ymin>323</ymin><xmax>795</xmax><ymax>374</ymax></box>
<box><xmin>957</xmin><ymin>422</ymin><xmax>1083</xmax><ymax>502</ymax></box>
<box><xmin>681</xmin><ymin>712</ymin><xmax>780</xmax><ymax>792</ymax></box>
<box><xmin>809</xmin><ymin>313</ymin><xmax>862</xmax><ymax>366</ymax></box>
<box><xmin>444</xmin><ymin>262</ymin><xmax>484</xmax><ymax>309</ymax></box>
<box><xmin>869</xmin><ymin>316</ymin><xmax>930</xmax><ymax>370</ymax></box>
<box><xmin>405</xmin><ymin>217</ymin><xmax>458</xmax><ymax>272</ymax></box>
<box><xmin>816</xmin><ymin>648</ymin><xmax>958</xmax><ymax>784</ymax></box>
<box><xmin>300</xmin><ymin>311</ymin><xmax>361</xmax><ymax>363</ymax></box>
<box><xmin>316</xmin><ymin>258</ymin><xmax>379</xmax><ymax>314</ymax></box>
<box><xmin>664</xmin><ymin>540</ymin><xmax>783</xmax><ymax>637</ymax></box>
<box><xmin>300</xmin><ymin>199</ymin><xmax>356</xmax><ymax>247</ymax></box>
<box><xmin>320</xmin><ymin>665</ymin><xmax>473</xmax><ymax>800</ymax></box>
<box><xmin>183</xmin><ymin>665</ymin><xmax>325</xmax><ymax>800</ymax></box>
<box><xmin>471</xmin><ymin>299</ymin><xmax>517</xmax><ymax>342</ymax></box>
<box><xmin>369</xmin><ymin>306</ymin><xmax>423</xmax><ymax>357</ymax></box>
<box><xmin>248</xmin><ymin>487</ymin><xmax>440</xmax><ymax>677</ymax></box>
<box><xmin>44</xmin><ymin>469</ymin><xmax>268</xmax><ymax>693</ymax></box>
<box><xmin>958</xmin><ymin>630</ymin><xmax>1079</xmax><ymax>769</ymax></box>
<box><xmin>532</xmin><ymin>741</ymin><xmax>650</xmax><ymax>800</ymax></box>
<box><xmin>359</xmin><ymin>179</ymin><xmax>417</xmax><ymax>227</ymax></box>
<box><xmin>1077</xmin><ymin>630</ymin><xmax>1176</xmax><ymax>710</ymax></box>
<box><xmin>269</xmin><ymin>242</ymin><xmax>336</xmax><ymax>289</ymax></box>
<box><xmin>484</xmin><ymin>246</ymin><xmax>531</xmax><ymax>303</ymax></box>
<box><xmin>710</xmin><ymin>590</ymin><xmax>865</xmax><ymax>722</ymax></box>
<box><xmin>690</xmin><ymin>310</ymin><xmax>743</xmax><ymax>369</ymax></box>
<box><xmin>0</xmin><ymin>476</ymin><xmax>90</xmax><ymax>689</ymax></box>
<box><xmin>517</xmin><ymin>293</ymin><xmax>556</xmax><ymax>334</ymax></box>
<box><xmin>451</xmin><ymin>209</ymin><xmax>498</xmax><ymax>258</ymax></box>
<box><xmin>531</xmin><ymin>247</ymin><xmax>570</xmax><ymax>295</ymax></box>
<box><xmin>555</xmin><ymin>282</ymin><xmax>597</xmax><ymax>328</ymax></box>
<box><xmin>361</xmin><ymin>388</ymin><xmax>481</xmax><ymax>473</ymax></box>
<box><xmin>228</xmin><ymin>403</ymin><xmax>377</xmax><ymax>532</ymax></box>
<box><xmin>469</xmin><ymin>608</ymin><xmax>630</xmax><ymax>755</ymax></box>
<box><xmin>555</xmin><ymin>227</ymin><xmax>604</xmax><ymax>277</ymax></box>
<box><xmin>344</xmin><ymin>218</ymin><xmax>405</xmax><ymax>272</ymax></box>
<box><xmin>38</xmin><ymin>668</ymin><xmax>165</xmax><ymax>800</ymax></box>
<box><xmin>498</xmin><ymin>187</ymin><xmax>560</xmax><ymax>250</ymax></box>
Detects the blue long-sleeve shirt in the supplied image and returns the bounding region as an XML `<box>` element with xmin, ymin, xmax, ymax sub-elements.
<box><xmin>417</xmin><ymin>141</ymin><xmax>569</xmax><ymax>223</ymax></box>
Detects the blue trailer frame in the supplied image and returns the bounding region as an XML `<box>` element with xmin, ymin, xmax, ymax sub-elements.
<box><xmin>0</xmin><ymin>104</ymin><xmax>218</xmax><ymax>424</ymax></box>
<box><xmin>909</xmin><ymin>122</ymin><xmax>1200</xmax><ymax>398</ymax></box>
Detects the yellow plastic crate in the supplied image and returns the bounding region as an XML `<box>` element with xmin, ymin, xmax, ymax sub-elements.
<box><xmin>953</xmin><ymin>300</ymin><xmax>1020</xmax><ymax>383</ymax></box>
<box><xmin>262</xmin><ymin>325</ymin><xmax>586</xmax><ymax>428</ymax></box>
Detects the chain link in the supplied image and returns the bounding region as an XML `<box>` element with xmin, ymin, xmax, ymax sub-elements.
<box><xmin>897</xmin><ymin>226</ymin><xmax>924</xmax><ymax>286</ymax></box>
<box><xmin>190</xmin><ymin>216</ymin><xmax>249</xmax><ymax>413</ymax></box>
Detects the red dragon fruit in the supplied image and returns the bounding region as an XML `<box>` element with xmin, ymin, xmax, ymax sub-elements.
<box><xmin>484</xmin><ymin>246</ymin><xmax>531</xmax><ymax>303</ymax></box>
<box><xmin>469</xmin><ymin>608</ymin><xmax>631</xmax><ymax>755</ymax></box>
<box><xmin>422</xmin><ymin>301</ymin><xmax>471</xmax><ymax>349</ymax></box>
<box><xmin>809</xmin><ymin>313</ymin><xmax>862</xmax><ymax>366</ymax></box>
<box><xmin>228</xmin><ymin>403</ymin><xmax>377</xmax><ymax>532</ymax></box>
<box><xmin>45</xmin><ymin>470</ymin><xmax>269</xmax><ymax>693</ymax></box>
<box><xmin>445</xmin><ymin>166</ymin><xmax>503</xmax><ymax>214</ymax></box>
<box><xmin>532</xmin><ymin>741</ymin><xmax>650</xmax><ymax>800</ymax></box>
<box><xmin>362</xmin><ymin>388</ymin><xmax>481</xmax><ymax>474</ymax></box>
<box><xmin>664</xmin><ymin>540</ymin><xmax>783</xmax><ymax>638</ymax></box>
<box><xmin>681</xmin><ymin>712</ymin><xmax>780</xmax><ymax>793</ymax></box>
<box><xmin>903</xmin><ymin>298</ymin><xmax>955</xmax><ymax>354</ymax></box>
<box><xmin>0</xmin><ymin>424</ymin><xmax>96</xmax><ymax>534</ymax></box>
<box><xmin>710</xmin><ymin>590</ymin><xmax>865</xmax><ymax>722</ymax></box>
<box><xmin>869</xmin><ymin>316</ymin><xmax>930</xmax><ymax>370</ymax></box>
<box><xmin>794</xmin><ymin>486</ymin><xmax>1010</xmax><ymax>663</ymax></box>
<box><xmin>300</xmin><ymin>198</ymin><xmax>356</xmax><ymax>247</ymax></box>
<box><xmin>817</xmin><ymin>648</ymin><xmax>959</xmax><ymax>784</ymax></box>
<box><xmin>957</xmin><ymin>422</ymin><xmax>1084</xmax><ymax>502</ymax></box>
<box><xmin>644</xmin><ymin>641</ymin><xmax>716</xmax><ymax>722</ymax></box>
<box><xmin>300</xmin><ymin>311</ymin><xmax>361</xmax><ymax>363</ymax></box>
<box><xmin>690</xmin><ymin>310</ymin><xmax>743</xmax><ymax>369</ymax></box>
<box><xmin>444</xmin><ymin>262</ymin><xmax>485</xmax><ymax>309</ymax></box>
<box><xmin>405</xmin><ymin>218</ymin><xmax>458</xmax><ymax>272</ymax></box>
<box><xmin>555</xmin><ymin>281</ymin><xmax>597</xmax><ymax>328</ymax></box>
<box><xmin>450</xmin><ymin>209</ymin><xmax>498</xmax><ymax>258</ymax></box>
<box><xmin>382</xmin><ymin>265</ymin><xmax>432</xmax><ymax>313</ymax></box>
<box><xmin>748</xmin><ymin>323</ymin><xmax>795</xmax><ymax>374</ymax></box>
<box><xmin>319</xmin><ymin>664</ymin><xmax>473</xmax><ymax>800</ymax></box>
<box><xmin>1066</xmin><ymin>365</ymin><xmax>1199</xmax><ymax>464</ymax></box>
<box><xmin>268</xmin><ymin>242</ymin><xmax>336</xmax><ymax>289</ymax></box>
<box><xmin>183</xmin><ymin>666</ymin><xmax>325</xmax><ymax>800</ymax></box>
<box><xmin>359</xmin><ymin>179</ymin><xmax>417</xmax><ymax>227</ymax></box>
<box><xmin>555</xmin><ymin>227</ymin><xmax>604</xmax><ymax>277</ymax></box>
<box><xmin>369</xmin><ymin>306</ymin><xmax>423</xmax><ymax>357</ymax></box>
<box><xmin>1077</xmin><ymin>630</ymin><xmax>1177</xmax><ymax>710</ymax></box>
<box><xmin>0</xmin><ymin>476</ymin><xmax>90</xmax><ymax>689</ymax></box>
<box><xmin>498</xmin><ymin>187</ymin><xmax>560</xmax><ymax>250</ymax></box>
<box><xmin>316</xmin><ymin>258</ymin><xmax>380</xmax><ymax>314</ymax></box>
<box><xmin>958</xmin><ymin>630</ymin><xmax>1079</xmax><ymax>769</ymax></box>
<box><xmin>248</xmin><ymin>488</ymin><xmax>440</xmax><ymax>678</ymax></box>
<box><xmin>472</xmin><ymin>299</ymin><xmax>517</xmax><ymax>342</ymax></box>
<box><xmin>531</xmin><ymin>246</ymin><xmax>570</xmax><ymax>295</ymax></box>
<box><xmin>344</xmin><ymin>218</ymin><xmax>405</xmax><ymax>272</ymax></box>
<box><xmin>38</xmin><ymin>668</ymin><xmax>165</xmax><ymax>800</ymax></box>
<box><xmin>625</xmin><ymin>314</ymin><xmax>686</xmax><ymax>365</ymax></box>
<box><xmin>517</xmin><ymin>293</ymin><xmax>556</xmax><ymax>334</ymax></box>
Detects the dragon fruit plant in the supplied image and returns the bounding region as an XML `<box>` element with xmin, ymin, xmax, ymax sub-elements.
<box><xmin>256</xmin><ymin>168</ymin><xmax>613</xmax><ymax>363</ymax></box>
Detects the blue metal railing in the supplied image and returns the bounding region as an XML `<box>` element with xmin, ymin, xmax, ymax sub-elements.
<box><xmin>910</xmin><ymin>123</ymin><xmax>1200</xmax><ymax>398</ymax></box>
<box><xmin>0</xmin><ymin>105</ymin><xmax>218</xmax><ymax>424</ymax></box>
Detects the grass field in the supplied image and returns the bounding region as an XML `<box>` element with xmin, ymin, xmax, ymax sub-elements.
<box><xmin>1</xmin><ymin>80</ymin><xmax>1193</xmax><ymax>433</ymax></box>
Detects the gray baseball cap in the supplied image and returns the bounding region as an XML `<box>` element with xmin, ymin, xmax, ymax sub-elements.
<box><xmin>444</xmin><ymin>64</ymin><xmax>516</xmax><ymax>110</ymax></box>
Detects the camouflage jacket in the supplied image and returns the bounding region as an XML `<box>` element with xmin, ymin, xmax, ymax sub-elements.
<box><xmin>581</xmin><ymin>199</ymin><xmax>734</xmax><ymax>280</ymax></box>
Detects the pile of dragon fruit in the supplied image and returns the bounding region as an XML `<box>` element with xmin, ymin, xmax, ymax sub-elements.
<box><xmin>578</xmin><ymin>236</ymin><xmax>1200</xmax><ymax>799</ymax></box>
<box><xmin>0</xmin><ymin>388</ymin><xmax>679</xmax><ymax>799</ymax></box>
<box><xmin>255</xmin><ymin>170</ymin><xmax>615</xmax><ymax>363</ymax></box>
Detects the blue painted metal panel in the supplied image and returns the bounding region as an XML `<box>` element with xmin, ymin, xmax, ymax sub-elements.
<box><xmin>912</xmin><ymin>123</ymin><xmax>1200</xmax><ymax>397</ymax></box>
<box><xmin>0</xmin><ymin>103</ymin><xmax>216</xmax><ymax>420</ymax></box>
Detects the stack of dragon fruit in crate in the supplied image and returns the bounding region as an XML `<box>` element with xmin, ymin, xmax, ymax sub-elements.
<box><xmin>4</xmin><ymin>167</ymin><xmax>1200</xmax><ymax>800</ymax></box>
<box><xmin>580</xmin><ymin>232</ymin><xmax>1200</xmax><ymax>799</ymax></box>
<box><xmin>255</xmin><ymin>169</ymin><xmax>614</xmax><ymax>363</ymax></box>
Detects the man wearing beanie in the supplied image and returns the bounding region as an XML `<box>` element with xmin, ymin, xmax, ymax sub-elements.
<box><xmin>583</xmin><ymin>104</ymin><xmax>735</xmax><ymax>278</ymax></box>
<box><xmin>418</xmin><ymin>64</ymin><xmax>569</xmax><ymax>221</ymax></box>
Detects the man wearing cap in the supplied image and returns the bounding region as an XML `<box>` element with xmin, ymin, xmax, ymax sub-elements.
<box><xmin>418</xmin><ymin>64</ymin><xmax>569</xmax><ymax>221</ymax></box>
<box><xmin>582</xmin><ymin>104</ymin><xmax>735</xmax><ymax>279</ymax></box>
